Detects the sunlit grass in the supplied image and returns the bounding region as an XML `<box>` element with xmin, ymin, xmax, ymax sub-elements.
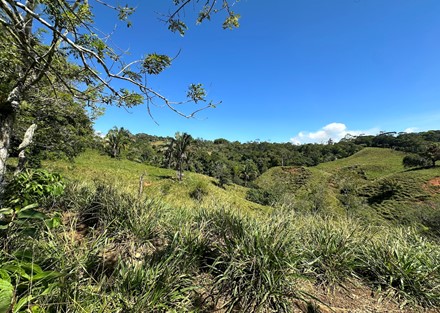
<box><xmin>43</xmin><ymin>149</ymin><xmax>271</xmax><ymax>214</ymax></box>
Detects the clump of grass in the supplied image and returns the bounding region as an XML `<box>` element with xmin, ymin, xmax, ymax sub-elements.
<box><xmin>197</xmin><ymin>209</ymin><xmax>303</xmax><ymax>312</ymax></box>
<box><xmin>356</xmin><ymin>228</ymin><xmax>440</xmax><ymax>306</ymax></box>
<box><xmin>116</xmin><ymin>247</ymin><xmax>196</xmax><ymax>312</ymax></box>
<box><xmin>298</xmin><ymin>218</ymin><xmax>366</xmax><ymax>286</ymax></box>
<box><xmin>60</xmin><ymin>182</ymin><xmax>165</xmax><ymax>241</ymax></box>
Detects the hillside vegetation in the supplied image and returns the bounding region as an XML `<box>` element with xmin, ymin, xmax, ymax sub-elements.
<box><xmin>255</xmin><ymin>147</ymin><xmax>440</xmax><ymax>235</ymax></box>
<box><xmin>1</xmin><ymin>146</ymin><xmax>440</xmax><ymax>312</ymax></box>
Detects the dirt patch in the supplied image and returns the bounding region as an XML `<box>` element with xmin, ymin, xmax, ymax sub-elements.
<box><xmin>424</xmin><ymin>177</ymin><xmax>440</xmax><ymax>194</ymax></box>
<box><xmin>427</xmin><ymin>177</ymin><xmax>440</xmax><ymax>187</ymax></box>
<box><xmin>282</xmin><ymin>166</ymin><xmax>301</xmax><ymax>174</ymax></box>
<box><xmin>293</xmin><ymin>280</ymin><xmax>438</xmax><ymax>313</ymax></box>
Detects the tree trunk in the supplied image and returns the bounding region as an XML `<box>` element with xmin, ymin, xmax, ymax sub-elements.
<box><xmin>0</xmin><ymin>87</ymin><xmax>21</xmax><ymax>199</ymax></box>
<box><xmin>15</xmin><ymin>124</ymin><xmax>37</xmax><ymax>175</ymax></box>
<box><xmin>177</xmin><ymin>160</ymin><xmax>183</xmax><ymax>181</ymax></box>
<box><xmin>0</xmin><ymin>112</ymin><xmax>15</xmax><ymax>194</ymax></box>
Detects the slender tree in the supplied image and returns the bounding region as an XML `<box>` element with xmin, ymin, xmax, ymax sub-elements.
<box><xmin>174</xmin><ymin>132</ymin><xmax>193</xmax><ymax>181</ymax></box>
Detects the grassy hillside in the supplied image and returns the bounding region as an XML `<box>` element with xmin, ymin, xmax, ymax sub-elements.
<box><xmin>315</xmin><ymin>147</ymin><xmax>407</xmax><ymax>178</ymax></box>
<box><xmin>43</xmin><ymin>149</ymin><xmax>270</xmax><ymax>214</ymax></box>
<box><xmin>255</xmin><ymin>147</ymin><xmax>440</xmax><ymax>234</ymax></box>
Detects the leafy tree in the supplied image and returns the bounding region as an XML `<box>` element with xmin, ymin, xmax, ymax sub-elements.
<box><xmin>402</xmin><ymin>155</ymin><xmax>430</xmax><ymax>169</ymax></box>
<box><xmin>420</xmin><ymin>143</ymin><xmax>440</xmax><ymax>167</ymax></box>
<box><xmin>12</xmin><ymin>90</ymin><xmax>94</xmax><ymax>166</ymax></box>
<box><xmin>0</xmin><ymin>1</ymin><xmax>240</xmax><ymax>193</ymax></box>
<box><xmin>241</xmin><ymin>159</ymin><xmax>259</xmax><ymax>186</ymax></box>
<box><xmin>105</xmin><ymin>127</ymin><xmax>132</xmax><ymax>159</ymax></box>
<box><xmin>126</xmin><ymin>134</ymin><xmax>156</xmax><ymax>163</ymax></box>
<box><xmin>212</xmin><ymin>161</ymin><xmax>232</xmax><ymax>188</ymax></box>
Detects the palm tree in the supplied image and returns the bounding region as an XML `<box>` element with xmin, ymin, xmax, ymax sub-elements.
<box><xmin>162</xmin><ymin>132</ymin><xmax>193</xmax><ymax>181</ymax></box>
<box><xmin>175</xmin><ymin>132</ymin><xmax>193</xmax><ymax>181</ymax></box>
<box><xmin>105</xmin><ymin>127</ymin><xmax>131</xmax><ymax>158</ymax></box>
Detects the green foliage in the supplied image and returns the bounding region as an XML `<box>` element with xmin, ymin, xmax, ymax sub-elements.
<box><xmin>200</xmin><ymin>209</ymin><xmax>302</xmax><ymax>312</ymax></box>
<box><xmin>142</xmin><ymin>53</ymin><xmax>172</xmax><ymax>75</ymax></box>
<box><xmin>403</xmin><ymin>154</ymin><xmax>430</xmax><ymax>168</ymax></box>
<box><xmin>246</xmin><ymin>187</ymin><xmax>277</xmax><ymax>206</ymax></box>
<box><xmin>223</xmin><ymin>12</ymin><xmax>241</xmax><ymax>30</ymax></box>
<box><xmin>163</xmin><ymin>132</ymin><xmax>193</xmax><ymax>181</ymax></box>
<box><xmin>187</xmin><ymin>83</ymin><xmax>207</xmax><ymax>103</ymax></box>
<box><xmin>0</xmin><ymin>258</ymin><xmax>61</xmax><ymax>313</ymax></box>
<box><xmin>168</xmin><ymin>18</ymin><xmax>188</xmax><ymax>36</ymax></box>
<box><xmin>3</xmin><ymin>169</ymin><xmax>65</xmax><ymax>208</ymax></box>
<box><xmin>300</xmin><ymin>220</ymin><xmax>364</xmax><ymax>285</ymax></box>
<box><xmin>0</xmin><ymin>170</ymin><xmax>64</xmax><ymax>234</ymax></box>
<box><xmin>420</xmin><ymin>143</ymin><xmax>440</xmax><ymax>167</ymax></box>
<box><xmin>104</xmin><ymin>127</ymin><xmax>132</xmax><ymax>158</ymax></box>
<box><xmin>13</xmin><ymin>95</ymin><xmax>94</xmax><ymax>164</ymax></box>
<box><xmin>189</xmin><ymin>181</ymin><xmax>209</xmax><ymax>201</ymax></box>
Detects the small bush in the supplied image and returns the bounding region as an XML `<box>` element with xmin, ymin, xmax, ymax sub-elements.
<box><xmin>246</xmin><ymin>187</ymin><xmax>277</xmax><ymax>206</ymax></box>
<box><xmin>3</xmin><ymin>169</ymin><xmax>65</xmax><ymax>207</ymax></box>
<box><xmin>403</xmin><ymin>155</ymin><xmax>430</xmax><ymax>169</ymax></box>
<box><xmin>189</xmin><ymin>181</ymin><xmax>209</xmax><ymax>201</ymax></box>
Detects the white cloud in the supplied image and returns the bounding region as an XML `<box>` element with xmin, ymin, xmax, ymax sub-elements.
<box><xmin>290</xmin><ymin>123</ymin><xmax>379</xmax><ymax>144</ymax></box>
<box><xmin>403</xmin><ymin>127</ymin><xmax>418</xmax><ymax>133</ymax></box>
<box><xmin>95</xmin><ymin>130</ymin><xmax>105</xmax><ymax>138</ymax></box>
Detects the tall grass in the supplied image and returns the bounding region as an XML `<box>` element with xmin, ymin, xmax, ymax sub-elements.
<box><xmin>298</xmin><ymin>218</ymin><xmax>367</xmax><ymax>286</ymax></box>
<box><xmin>356</xmin><ymin>228</ymin><xmax>440</xmax><ymax>306</ymax></box>
<box><xmin>197</xmin><ymin>209</ymin><xmax>303</xmax><ymax>312</ymax></box>
<box><xmin>3</xmin><ymin>177</ymin><xmax>440</xmax><ymax>311</ymax></box>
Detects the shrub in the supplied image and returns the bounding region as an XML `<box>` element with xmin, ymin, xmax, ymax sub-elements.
<box><xmin>189</xmin><ymin>181</ymin><xmax>209</xmax><ymax>201</ymax></box>
<box><xmin>403</xmin><ymin>155</ymin><xmax>430</xmax><ymax>168</ymax></box>
<box><xmin>246</xmin><ymin>187</ymin><xmax>277</xmax><ymax>206</ymax></box>
<box><xmin>3</xmin><ymin>169</ymin><xmax>65</xmax><ymax>207</ymax></box>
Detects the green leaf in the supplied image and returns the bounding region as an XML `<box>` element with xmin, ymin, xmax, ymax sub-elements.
<box><xmin>2</xmin><ymin>264</ymin><xmax>30</xmax><ymax>280</ymax></box>
<box><xmin>0</xmin><ymin>278</ymin><xmax>13</xmax><ymax>313</ymax></box>
<box><xmin>13</xmin><ymin>294</ymin><xmax>34</xmax><ymax>313</ymax></box>
<box><xmin>17</xmin><ymin>209</ymin><xmax>47</xmax><ymax>220</ymax></box>
<box><xmin>0</xmin><ymin>223</ymin><xmax>10</xmax><ymax>230</ymax></box>
<box><xmin>32</xmin><ymin>270</ymin><xmax>62</xmax><ymax>282</ymax></box>
<box><xmin>30</xmin><ymin>305</ymin><xmax>45</xmax><ymax>313</ymax></box>
<box><xmin>21</xmin><ymin>203</ymin><xmax>39</xmax><ymax>210</ymax></box>
<box><xmin>0</xmin><ymin>270</ymin><xmax>10</xmax><ymax>282</ymax></box>
<box><xmin>0</xmin><ymin>208</ymin><xmax>13</xmax><ymax>215</ymax></box>
<box><xmin>45</xmin><ymin>215</ymin><xmax>61</xmax><ymax>229</ymax></box>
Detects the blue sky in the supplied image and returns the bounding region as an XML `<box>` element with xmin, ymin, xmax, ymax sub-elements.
<box><xmin>93</xmin><ymin>0</ymin><xmax>440</xmax><ymax>143</ymax></box>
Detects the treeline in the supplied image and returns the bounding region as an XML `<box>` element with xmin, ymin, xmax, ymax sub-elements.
<box><xmin>13</xmin><ymin>100</ymin><xmax>440</xmax><ymax>184</ymax></box>
<box><xmin>352</xmin><ymin>131</ymin><xmax>440</xmax><ymax>168</ymax></box>
<box><xmin>351</xmin><ymin>130</ymin><xmax>440</xmax><ymax>153</ymax></box>
<box><xmin>97</xmin><ymin>127</ymin><xmax>361</xmax><ymax>186</ymax></box>
<box><xmin>99</xmin><ymin>129</ymin><xmax>440</xmax><ymax>185</ymax></box>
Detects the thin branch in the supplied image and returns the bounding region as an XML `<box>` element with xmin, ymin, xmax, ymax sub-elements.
<box><xmin>9</xmin><ymin>0</ymin><xmax>215</xmax><ymax>119</ymax></box>
<box><xmin>168</xmin><ymin>0</ymin><xmax>192</xmax><ymax>21</ymax></box>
